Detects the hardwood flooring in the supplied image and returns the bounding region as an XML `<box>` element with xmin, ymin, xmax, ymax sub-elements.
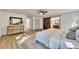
<box><xmin>0</xmin><ymin>30</ymin><xmax>37</xmax><ymax>49</ymax></box>
<box><xmin>0</xmin><ymin>35</ymin><xmax>19</xmax><ymax>49</ymax></box>
<box><xmin>0</xmin><ymin>30</ymin><xmax>44</xmax><ymax>49</ymax></box>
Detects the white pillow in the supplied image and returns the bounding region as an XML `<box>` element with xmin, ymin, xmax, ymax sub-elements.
<box><xmin>75</xmin><ymin>30</ymin><xmax>79</xmax><ymax>42</ymax></box>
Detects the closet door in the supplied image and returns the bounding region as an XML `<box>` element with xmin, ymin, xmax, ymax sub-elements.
<box><xmin>43</xmin><ymin>17</ymin><xmax>51</xmax><ymax>29</ymax></box>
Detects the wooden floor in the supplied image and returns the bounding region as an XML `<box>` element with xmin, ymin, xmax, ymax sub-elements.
<box><xmin>0</xmin><ymin>30</ymin><xmax>42</xmax><ymax>49</ymax></box>
<box><xmin>0</xmin><ymin>32</ymin><xmax>34</xmax><ymax>49</ymax></box>
<box><xmin>0</xmin><ymin>34</ymin><xmax>19</xmax><ymax>49</ymax></box>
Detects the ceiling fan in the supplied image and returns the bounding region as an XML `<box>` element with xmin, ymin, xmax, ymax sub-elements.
<box><xmin>40</xmin><ymin>9</ymin><xmax>47</xmax><ymax>15</ymax></box>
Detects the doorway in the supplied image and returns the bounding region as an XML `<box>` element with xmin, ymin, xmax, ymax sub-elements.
<box><xmin>43</xmin><ymin>17</ymin><xmax>51</xmax><ymax>29</ymax></box>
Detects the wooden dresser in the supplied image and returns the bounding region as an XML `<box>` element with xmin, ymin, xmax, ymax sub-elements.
<box><xmin>7</xmin><ymin>25</ymin><xmax>24</xmax><ymax>35</ymax></box>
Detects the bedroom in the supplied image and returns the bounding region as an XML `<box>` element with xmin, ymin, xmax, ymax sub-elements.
<box><xmin>0</xmin><ymin>9</ymin><xmax>79</xmax><ymax>49</ymax></box>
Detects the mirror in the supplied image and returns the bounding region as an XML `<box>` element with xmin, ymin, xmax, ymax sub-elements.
<box><xmin>10</xmin><ymin>17</ymin><xmax>23</xmax><ymax>25</ymax></box>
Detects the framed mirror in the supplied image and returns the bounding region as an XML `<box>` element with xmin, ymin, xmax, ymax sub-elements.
<box><xmin>10</xmin><ymin>17</ymin><xmax>23</xmax><ymax>25</ymax></box>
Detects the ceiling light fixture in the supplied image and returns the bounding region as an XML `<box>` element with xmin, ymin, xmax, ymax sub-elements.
<box><xmin>40</xmin><ymin>9</ymin><xmax>47</xmax><ymax>15</ymax></box>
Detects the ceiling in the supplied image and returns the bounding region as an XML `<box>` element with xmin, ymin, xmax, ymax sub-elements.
<box><xmin>0</xmin><ymin>9</ymin><xmax>79</xmax><ymax>17</ymax></box>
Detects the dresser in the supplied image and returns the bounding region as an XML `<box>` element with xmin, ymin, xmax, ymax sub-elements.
<box><xmin>7</xmin><ymin>25</ymin><xmax>24</xmax><ymax>35</ymax></box>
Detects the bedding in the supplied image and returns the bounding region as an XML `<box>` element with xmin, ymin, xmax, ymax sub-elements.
<box><xmin>35</xmin><ymin>28</ymin><xmax>79</xmax><ymax>49</ymax></box>
<box><xmin>35</xmin><ymin>28</ymin><xmax>64</xmax><ymax>48</ymax></box>
<box><xmin>48</xmin><ymin>32</ymin><xmax>79</xmax><ymax>49</ymax></box>
<box><xmin>60</xmin><ymin>36</ymin><xmax>79</xmax><ymax>49</ymax></box>
<box><xmin>49</xmin><ymin>36</ymin><xmax>60</xmax><ymax>49</ymax></box>
<box><xmin>51</xmin><ymin>32</ymin><xmax>79</xmax><ymax>49</ymax></box>
<box><xmin>75</xmin><ymin>30</ymin><xmax>79</xmax><ymax>42</ymax></box>
<box><xmin>66</xmin><ymin>27</ymin><xmax>76</xmax><ymax>40</ymax></box>
<box><xmin>35</xmin><ymin>28</ymin><xmax>54</xmax><ymax>47</ymax></box>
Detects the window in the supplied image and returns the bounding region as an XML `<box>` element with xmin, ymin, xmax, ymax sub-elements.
<box><xmin>51</xmin><ymin>17</ymin><xmax>60</xmax><ymax>29</ymax></box>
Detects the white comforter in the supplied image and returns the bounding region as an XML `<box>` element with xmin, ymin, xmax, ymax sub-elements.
<box><xmin>60</xmin><ymin>36</ymin><xmax>79</xmax><ymax>49</ymax></box>
<box><xmin>35</xmin><ymin>28</ymin><xmax>54</xmax><ymax>47</ymax></box>
<box><xmin>35</xmin><ymin>28</ymin><xmax>79</xmax><ymax>49</ymax></box>
<box><xmin>49</xmin><ymin>35</ymin><xmax>79</xmax><ymax>49</ymax></box>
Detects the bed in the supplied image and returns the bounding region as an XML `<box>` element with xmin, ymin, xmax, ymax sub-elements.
<box><xmin>34</xmin><ymin>28</ymin><xmax>79</xmax><ymax>49</ymax></box>
<box><xmin>49</xmin><ymin>35</ymin><xmax>79</xmax><ymax>49</ymax></box>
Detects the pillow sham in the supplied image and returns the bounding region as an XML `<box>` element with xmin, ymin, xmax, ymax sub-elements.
<box><xmin>75</xmin><ymin>30</ymin><xmax>79</xmax><ymax>42</ymax></box>
<box><xmin>66</xmin><ymin>28</ymin><xmax>76</xmax><ymax>40</ymax></box>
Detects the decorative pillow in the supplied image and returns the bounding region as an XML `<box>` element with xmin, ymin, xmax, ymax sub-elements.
<box><xmin>66</xmin><ymin>32</ymin><xmax>76</xmax><ymax>40</ymax></box>
<box><xmin>66</xmin><ymin>28</ymin><xmax>76</xmax><ymax>40</ymax></box>
<box><xmin>75</xmin><ymin>30</ymin><xmax>79</xmax><ymax>42</ymax></box>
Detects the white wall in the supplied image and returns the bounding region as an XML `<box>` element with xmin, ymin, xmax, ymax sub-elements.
<box><xmin>26</xmin><ymin>11</ymin><xmax>79</xmax><ymax>31</ymax></box>
<box><xmin>33</xmin><ymin>17</ymin><xmax>43</xmax><ymax>30</ymax></box>
<box><xmin>61</xmin><ymin>11</ymin><xmax>79</xmax><ymax>30</ymax></box>
<box><xmin>0</xmin><ymin>11</ymin><xmax>43</xmax><ymax>35</ymax></box>
<box><xmin>1</xmin><ymin>10</ymin><xmax>78</xmax><ymax>35</ymax></box>
<box><xmin>26</xmin><ymin>17</ymin><xmax>43</xmax><ymax>30</ymax></box>
<box><xmin>0</xmin><ymin>11</ymin><xmax>27</xmax><ymax>35</ymax></box>
<box><xmin>39</xmin><ymin>18</ymin><xmax>43</xmax><ymax>29</ymax></box>
<box><xmin>26</xmin><ymin>18</ymin><xmax>33</xmax><ymax>30</ymax></box>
